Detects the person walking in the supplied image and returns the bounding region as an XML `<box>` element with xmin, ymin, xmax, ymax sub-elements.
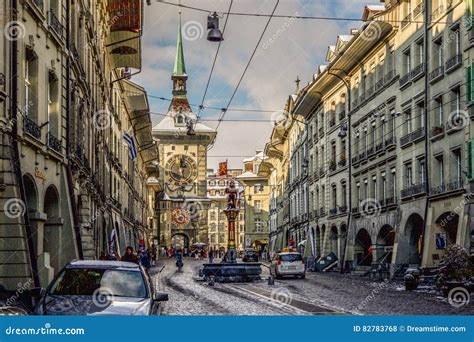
<box><xmin>208</xmin><ymin>249</ymin><xmax>214</xmax><ymax>264</ymax></box>
<box><xmin>138</xmin><ymin>249</ymin><xmax>151</xmax><ymax>275</ymax></box>
<box><xmin>121</xmin><ymin>246</ymin><xmax>138</xmax><ymax>264</ymax></box>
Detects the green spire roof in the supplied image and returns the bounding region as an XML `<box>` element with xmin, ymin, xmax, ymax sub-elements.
<box><xmin>173</xmin><ymin>14</ymin><xmax>186</xmax><ymax>76</ymax></box>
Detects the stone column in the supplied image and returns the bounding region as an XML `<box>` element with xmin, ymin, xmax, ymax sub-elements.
<box><xmin>224</xmin><ymin>208</ymin><xmax>239</xmax><ymax>263</ymax></box>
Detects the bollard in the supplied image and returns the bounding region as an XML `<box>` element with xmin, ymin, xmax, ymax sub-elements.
<box><xmin>268</xmin><ymin>276</ymin><xmax>274</xmax><ymax>285</ymax></box>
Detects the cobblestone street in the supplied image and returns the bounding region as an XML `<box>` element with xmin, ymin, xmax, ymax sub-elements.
<box><xmin>152</xmin><ymin>258</ymin><xmax>474</xmax><ymax>316</ymax></box>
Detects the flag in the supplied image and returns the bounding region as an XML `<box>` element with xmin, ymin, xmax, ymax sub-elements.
<box><xmin>218</xmin><ymin>160</ymin><xmax>228</xmax><ymax>176</ymax></box>
<box><xmin>123</xmin><ymin>132</ymin><xmax>137</xmax><ymax>161</ymax></box>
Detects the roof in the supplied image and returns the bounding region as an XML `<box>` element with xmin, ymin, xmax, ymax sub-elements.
<box><xmin>67</xmin><ymin>260</ymin><xmax>140</xmax><ymax>269</ymax></box>
<box><xmin>173</xmin><ymin>14</ymin><xmax>186</xmax><ymax>77</ymax></box>
<box><xmin>152</xmin><ymin>114</ymin><xmax>216</xmax><ymax>133</ymax></box>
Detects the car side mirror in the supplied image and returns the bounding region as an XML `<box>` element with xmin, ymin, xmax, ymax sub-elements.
<box><xmin>154</xmin><ymin>291</ymin><xmax>168</xmax><ymax>302</ymax></box>
<box><xmin>30</xmin><ymin>287</ymin><xmax>46</xmax><ymax>298</ymax></box>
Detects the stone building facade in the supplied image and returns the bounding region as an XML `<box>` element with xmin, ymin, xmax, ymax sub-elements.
<box><xmin>0</xmin><ymin>0</ymin><xmax>156</xmax><ymax>289</ymax></box>
<box><xmin>264</xmin><ymin>0</ymin><xmax>474</xmax><ymax>275</ymax></box>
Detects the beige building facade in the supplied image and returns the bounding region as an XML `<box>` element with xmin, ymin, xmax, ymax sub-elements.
<box><xmin>0</xmin><ymin>0</ymin><xmax>156</xmax><ymax>290</ymax></box>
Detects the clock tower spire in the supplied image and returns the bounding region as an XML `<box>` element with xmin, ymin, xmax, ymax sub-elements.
<box><xmin>172</xmin><ymin>12</ymin><xmax>188</xmax><ymax>98</ymax></box>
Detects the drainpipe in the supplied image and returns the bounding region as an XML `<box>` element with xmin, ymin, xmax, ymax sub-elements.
<box><xmin>420</xmin><ymin>0</ymin><xmax>430</xmax><ymax>266</ymax></box>
<box><xmin>327</xmin><ymin>70</ymin><xmax>351</xmax><ymax>273</ymax></box>
<box><xmin>64</xmin><ymin>0</ymin><xmax>83</xmax><ymax>260</ymax></box>
<box><xmin>9</xmin><ymin>0</ymin><xmax>40</xmax><ymax>287</ymax></box>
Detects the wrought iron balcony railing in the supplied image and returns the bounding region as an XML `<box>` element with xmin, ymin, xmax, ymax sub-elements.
<box><xmin>48</xmin><ymin>10</ymin><xmax>63</xmax><ymax>37</ymax></box>
<box><xmin>23</xmin><ymin>117</ymin><xmax>41</xmax><ymax>139</ymax></box>
<box><xmin>47</xmin><ymin>133</ymin><xmax>61</xmax><ymax>152</ymax></box>
<box><xmin>445</xmin><ymin>54</ymin><xmax>462</xmax><ymax>72</ymax></box>
<box><xmin>411</xmin><ymin>126</ymin><xmax>425</xmax><ymax>142</ymax></box>
<box><xmin>430</xmin><ymin>65</ymin><xmax>444</xmax><ymax>82</ymax></box>
<box><xmin>32</xmin><ymin>0</ymin><xmax>44</xmax><ymax>11</ymax></box>
<box><xmin>430</xmin><ymin>124</ymin><xmax>444</xmax><ymax>139</ymax></box>
<box><xmin>411</xmin><ymin>63</ymin><xmax>424</xmax><ymax>79</ymax></box>
<box><xmin>399</xmin><ymin>72</ymin><xmax>411</xmax><ymax>88</ymax></box>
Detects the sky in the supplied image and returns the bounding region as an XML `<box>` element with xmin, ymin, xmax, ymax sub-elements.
<box><xmin>134</xmin><ymin>0</ymin><xmax>376</xmax><ymax>170</ymax></box>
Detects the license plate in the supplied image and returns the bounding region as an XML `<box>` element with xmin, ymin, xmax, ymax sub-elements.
<box><xmin>287</xmin><ymin>266</ymin><xmax>296</xmax><ymax>270</ymax></box>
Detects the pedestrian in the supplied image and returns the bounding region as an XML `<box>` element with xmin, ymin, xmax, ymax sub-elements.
<box><xmin>121</xmin><ymin>246</ymin><xmax>138</xmax><ymax>264</ymax></box>
<box><xmin>138</xmin><ymin>249</ymin><xmax>151</xmax><ymax>275</ymax></box>
<box><xmin>208</xmin><ymin>249</ymin><xmax>214</xmax><ymax>264</ymax></box>
<box><xmin>149</xmin><ymin>244</ymin><xmax>157</xmax><ymax>266</ymax></box>
<box><xmin>195</xmin><ymin>250</ymin><xmax>199</xmax><ymax>260</ymax></box>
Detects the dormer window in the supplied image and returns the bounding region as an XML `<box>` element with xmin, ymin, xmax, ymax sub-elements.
<box><xmin>175</xmin><ymin>114</ymin><xmax>186</xmax><ymax>126</ymax></box>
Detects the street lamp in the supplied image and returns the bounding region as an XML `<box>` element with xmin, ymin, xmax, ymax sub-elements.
<box><xmin>207</xmin><ymin>12</ymin><xmax>224</xmax><ymax>42</ymax></box>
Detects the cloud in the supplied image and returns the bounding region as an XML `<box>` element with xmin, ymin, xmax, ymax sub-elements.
<box><xmin>135</xmin><ymin>0</ymin><xmax>376</xmax><ymax>169</ymax></box>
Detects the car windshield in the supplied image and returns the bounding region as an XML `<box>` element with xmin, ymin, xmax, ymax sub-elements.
<box><xmin>49</xmin><ymin>268</ymin><xmax>147</xmax><ymax>298</ymax></box>
<box><xmin>279</xmin><ymin>254</ymin><xmax>302</xmax><ymax>262</ymax></box>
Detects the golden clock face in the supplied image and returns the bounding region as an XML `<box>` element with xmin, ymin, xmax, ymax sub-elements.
<box><xmin>166</xmin><ymin>154</ymin><xmax>197</xmax><ymax>184</ymax></box>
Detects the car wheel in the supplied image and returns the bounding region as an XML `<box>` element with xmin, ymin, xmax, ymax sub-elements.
<box><xmin>300</xmin><ymin>273</ymin><xmax>305</xmax><ymax>279</ymax></box>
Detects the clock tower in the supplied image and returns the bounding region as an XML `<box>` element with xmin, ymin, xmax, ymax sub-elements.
<box><xmin>152</xmin><ymin>15</ymin><xmax>217</xmax><ymax>249</ymax></box>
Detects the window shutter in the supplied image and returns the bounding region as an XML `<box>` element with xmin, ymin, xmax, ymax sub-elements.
<box><xmin>468</xmin><ymin>140</ymin><xmax>474</xmax><ymax>182</ymax></box>
<box><xmin>468</xmin><ymin>64</ymin><xmax>474</xmax><ymax>103</ymax></box>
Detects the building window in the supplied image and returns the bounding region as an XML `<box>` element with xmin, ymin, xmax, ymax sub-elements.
<box><xmin>452</xmin><ymin>149</ymin><xmax>462</xmax><ymax>182</ymax></box>
<box><xmin>403</xmin><ymin>48</ymin><xmax>411</xmax><ymax>74</ymax></box>
<box><xmin>25</xmin><ymin>47</ymin><xmax>38</xmax><ymax>119</ymax></box>
<box><xmin>48</xmin><ymin>71</ymin><xmax>59</xmax><ymax>136</ymax></box>
<box><xmin>434</xmin><ymin>96</ymin><xmax>443</xmax><ymax>125</ymax></box>
<box><xmin>405</xmin><ymin>163</ymin><xmax>413</xmax><ymax>188</ymax></box>
<box><xmin>419</xmin><ymin>159</ymin><xmax>426</xmax><ymax>184</ymax></box>
<box><xmin>436</xmin><ymin>155</ymin><xmax>444</xmax><ymax>186</ymax></box>
<box><xmin>254</xmin><ymin>200</ymin><xmax>261</xmax><ymax>214</ymax></box>
<box><xmin>433</xmin><ymin>38</ymin><xmax>443</xmax><ymax>68</ymax></box>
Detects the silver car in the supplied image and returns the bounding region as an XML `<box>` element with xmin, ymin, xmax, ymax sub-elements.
<box><xmin>270</xmin><ymin>252</ymin><xmax>306</xmax><ymax>279</ymax></box>
<box><xmin>33</xmin><ymin>260</ymin><xmax>168</xmax><ymax>315</ymax></box>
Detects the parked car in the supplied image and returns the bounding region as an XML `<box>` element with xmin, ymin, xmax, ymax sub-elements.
<box><xmin>270</xmin><ymin>252</ymin><xmax>305</xmax><ymax>279</ymax></box>
<box><xmin>32</xmin><ymin>260</ymin><xmax>168</xmax><ymax>315</ymax></box>
<box><xmin>242</xmin><ymin>249</ymin><xmax>258</xmax><ymax>262</ymax></box>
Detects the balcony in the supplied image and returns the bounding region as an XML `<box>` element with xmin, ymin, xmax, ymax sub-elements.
<box><xmin>319</xmin><ymin>126</ymin><xmax>324</xmax><ymax>137</ymax></box>
<box><xmin>400</xmin><ymin>132</ymin><xmax>412</xmax><ymax>148</ymax></box>
<box><xmin>329</xmin><ymin>160</ymin><xmax>337</xmax><ymax>172</ymax></box>
<box><xmin>329</xmin><ymin>117</ymin><xmax>336</xmax><ymax>127</ymax></box>
<box><xmin>359</xmin><ymin>92</ymin><xmax>366</xmax><ymax>103</ymax></box>
<box><xmin>339</xmin><ymin>205</ymin><xmax>347</xmax><ymax>213</ymax></box>
<box><xmin>329</xmin><ymin>208</ymin><xmax>338</xmax><ymax>216</ymax></box>
<box><xmin>401</xmin><ymin>182</ymin><xmax>426</xmax><ymax>198</ymax></box>
<box><xmin>429</xmin><ymin>65</ymin><xmax>444</xmax><ymax>83</ymax></box>
<box><xmin>445</xmin><ymin>54</ymin><xmax>462</xmax><ymax>73</ymax></box>
<box><xmin>431</xmin><ymin>5</ymin><xmax>444</xmax><ymax>21</ymax></box>
<box><xmin>319</xmin><ymin>207</ymin><xmax>326</xmax><ymax>217</ymax></box>
<box><xmin>366</xmin><ymin>85</ymin><xmax>375</xmax><ymax>98</ymax></box>
<box><xmin>375</xmin><ymin>77</ymin><xmax>385</xmax><ymax>91</ymax></box>
<box><xmin>375</xmin><ymin>142</ymin><xmax>384</xmax><ymax>153</ymax></box>
<box><xmin>48</xmin><ymin>10</ymin><xmax>63</xmax><ymax>38</ymax></box>
<box><xmin>446</xmin><ymin>179</ymin><xmax>464</xmax><ymax>192</ymax></box>
<box><xmin>352</xmin><ymin>98</ymin><xmax>359</xmax><ymax>109</ymax></box>
<box><xmin>411</xmin><ymin>126</ymin><xmax>425</xmax><ymax>142</ymax></box>
<box><xmin>382</xmin><ymin>196</ymin><xmax>397</xmax><ymax>206</ymax></box>
<box><xmin>351</xmin><ymin>206</ymin><xmax>359</xmax><ymax>214</ymax></box>
<box><xmin>23</xmin><ymin>117</ymin><xmax>41</xmax><ymax>140</ymax></box>
<box><xmin>338</xmin><ymin>110</ymin><xmax>346</xmax><ymax>120</ymax></box>
<box><xmin>430</xmin><ymin>124</ymin><xmax>444</xmax><ymax>140</ymax></box>
<box><xmin>413</xmin><ymin>1</ymin><xmax>424</xmax><ymax>17</ymax></box>
<box><xmin>359</xmin><ymin>151</ymin><xmax>367</xmax><ymax>161</ymax></box>
<box><xmin>338</xmin><ymin>157</ymin><xmax>347</xmax><ymax>167</ymax></box>
<box><xmin>399</xmin><ymin>72</ymin><xmax>411</xmax><ymax>88</ymax></box>
<box><xmin>319</xmin><ymin>168</ymin><xmax>326</xmax><ymax>177</ymax></box>
<box><xmin>47</xmin><ymin>133</ymin><xmax>61</xmax><ymax>152</ymax></box>
<box><xmin>367</xmin><ymin>145</ymin><xmax>375</xmax><ymax>157</ymax></box>
<box><xmin>401</xmin><ymin>13</ymin><xmax>412</xmax><ymax>29</ymax></box>
<box><xmin>385</xmin><ymin>136</ymin><xmax>396</xmax><ymax>148</ymax></box>
<box><xmin>385</xmin><ymin>70</ymin><xmax>396</xmax><ymax>82</ymax></box>
<box><xmin>32</xmin><ymin>0</ymin><xmax>44</xmax><ymax>11</ymax></box>
<box><xmin>352</xmin><ymin>155</ymin><xmax>359</xmax><ymax>164</ymax></box>
<box><xmin>411</xmin><ymin>63</ymin><xmax>425</xmax><ymax>80</ymax></box>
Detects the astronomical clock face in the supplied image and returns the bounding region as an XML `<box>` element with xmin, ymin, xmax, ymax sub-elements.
<box><xmin>171</xmin><ymin>208</ymin><xmax>190</xmax><ymax>226</ymax></box>
<box><xmin>165</xmin><ymin>154</ymin><xmax>197</xmax><ymax>185</ymax></box>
